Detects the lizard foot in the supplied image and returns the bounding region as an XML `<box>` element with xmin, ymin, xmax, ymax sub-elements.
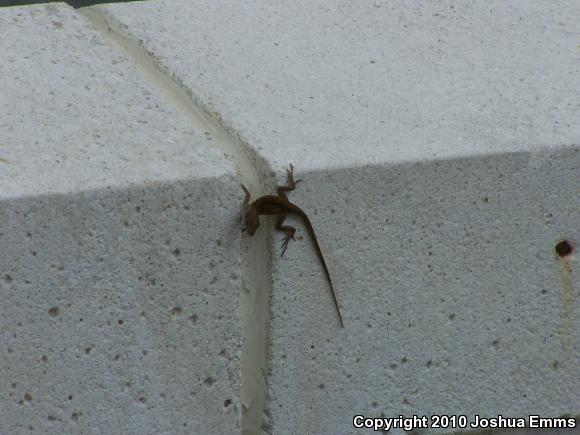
<box><xmin>286</xmin><ymin>163</ymin><xmax>302</xmax><ymax>187</ymax></box>
<box><xmin>280</xmin><ymin>234</ymin><xmax>296</xmax><ymax>256</ymax></box>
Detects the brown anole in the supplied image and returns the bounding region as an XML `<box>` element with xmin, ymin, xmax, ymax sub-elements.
<box><xmin>242</xmin><ymin>164</ymin><xmax>344</xmax><ymax>328</ymax></box>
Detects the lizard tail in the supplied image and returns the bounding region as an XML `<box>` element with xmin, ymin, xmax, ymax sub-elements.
<box><xmin>301</xmin><ymin>215</ymin><xmax>344</xmax><ymax>328</ymax></box>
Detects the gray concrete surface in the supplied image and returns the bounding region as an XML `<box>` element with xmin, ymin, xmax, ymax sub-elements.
<box><xmin>98</xmin><ymin>0</ymin><xmax>579</xmax><ymax>170</ymax></box>
<box><xmin>1</xmin><ymin>1</ymin><xmax>579</xmax><ymax>435</ymax></box>
<box><xmin>1</xmin><ymin>3</ymin><xmax>241</xmax><ymax>433</ymax></box>
<box><xmin>94</xmin><ymin>1</ymin><xmax>579</xmax><ymax>434</ymax></box>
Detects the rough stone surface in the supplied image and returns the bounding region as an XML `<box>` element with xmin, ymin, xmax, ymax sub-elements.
<box><xmin>100</xmin><ymin>0</ymin><xmax>579</xmax><ymax>170</ymax></box>
<box><xmin>1</xmin><ymin>4</ymin><xmax>240</xmax><ymax>434</ymax></box>
<box><xmin>266</xmin><ymin>150</ymin><xmax>579</xmax><ymax>433</ymax></box>
<box><xmin>2</xmin><ymin>1</ymin><xmax>579</xmax><ymax>434</ymax></box>
<box><xmin>98</xmin><ymin>1</ymin><xmax>580</xmax><ymax>434</ymax></box>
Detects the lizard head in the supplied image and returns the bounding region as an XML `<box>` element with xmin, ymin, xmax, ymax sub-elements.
<box><xmin>241</xmin><ymin>185</ymin><xmax>260</xmax><ymax>235</ymax></box>
<box><xmin>243</xmin><ymin>206</ymin><xmax>260</xmax><ymax>235</ymax></box>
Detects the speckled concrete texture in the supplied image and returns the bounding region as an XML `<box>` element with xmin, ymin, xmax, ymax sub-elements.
<box><xmin>2</xmin><ymin>1</ymin><xmax>579</xmax><ymax>434</ymax></box>
<box><xmin>1</xmin><ymin>4</ymin><xmax>241</xmax><ymax>434</ymax></box>
<box><xmin>96</xmin><ymin>1</ymin><xmax>579</xmax><ymax>433</ymax></box>
<box><xmin>99</xmin><ymin>1</ymin><xmax>579</xmax><ymax>170</ymax></box>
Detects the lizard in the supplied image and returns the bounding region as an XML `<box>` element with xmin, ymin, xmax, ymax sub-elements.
<box><xmin>241</xmin><ymin>164</ymin><xmax>344</xmax><ymax>328</ymax></box>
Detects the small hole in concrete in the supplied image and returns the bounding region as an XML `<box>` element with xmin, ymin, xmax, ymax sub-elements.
<box><xmin>555</xmin><ymin>240</ymin><xmax>574</xmax><ymax>258</ymax></box>
<box><xmin>203</xmin><ymin>377</ymin><xmax>215</xmax><ymax>387</ymax></box>
<box><xmin>224</xmin><ymin>399</ymin><xmax>232</xmax><ymax>407</ymax></box>
<box><xmin>117</xmin><ymin>319</ymin><xmax>124</xmax><ymax>326</ymax></box>
<box><xmin>48</xmin><ymin>307</ymin><xmax>59</xmax><ymax>317</ymax></box>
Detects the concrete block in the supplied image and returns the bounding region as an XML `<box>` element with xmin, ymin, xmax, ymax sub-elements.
<box><xmin>98</xmin><ymin>0</ymin><xmax>579</xmax><ymax>170</ymax></box>
<box><xmin>264</xmin><ymin>151</ymin><xmax>579</xmax><ymax>434</ymax></box>
<box><xmin>96</xmin><ymin>1</ymin><xmax>580</xmax><ymax>434</ymax></box>
<box><xmin>1</xmin><ymin>4</ymin><xmax>240</xmax><ymax>434</ymax></box>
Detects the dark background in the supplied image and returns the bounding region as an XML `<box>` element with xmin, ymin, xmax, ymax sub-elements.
<box><xmin>1</xmin><ymin>1</ymin><xmax>143</xmax><ymax>8</ymax></box>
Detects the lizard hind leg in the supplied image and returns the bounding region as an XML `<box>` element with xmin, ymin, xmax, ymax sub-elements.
<box><xmin>286</xmin><ymin>163</ymin><xmax>302</xmax><ymax>187</ymax></box>
<box><xmin>277</xmin><ymin>163</ymin><xmax>302</xmax><ymax>198</ymax></box>
<box><xmin>276</xmin><ymin>213</ymin><xmax>296</xmax><ymax>256</ymax></box>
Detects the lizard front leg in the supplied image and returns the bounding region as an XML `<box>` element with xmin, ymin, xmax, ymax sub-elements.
<box><xmin>241</xmin><ymin>184</ymin><xmax>251</xmax><ymax>210</ymax></box>
<box><xmin>276</xmin><ymin>213</ymin><xmax>296</xmax><ymax>256</ymax></box>
<box><xmin>276</xmin><ymin>163</ymin><xmax>301</xmax><ymax>200</ymax></box>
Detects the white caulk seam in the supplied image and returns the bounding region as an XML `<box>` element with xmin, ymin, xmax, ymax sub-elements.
<box><xmin>76</xmin><ymin>6</ymin><xmax>271</xmax><ymax>434</ymax></box>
